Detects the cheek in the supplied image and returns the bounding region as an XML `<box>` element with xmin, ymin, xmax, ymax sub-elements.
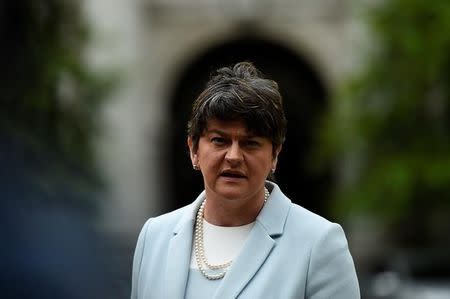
<box><xmin>199</xmin><ymin>151</ymin><xmax>221</xmax><ymax>168</ymax></box>
<box><xmin>249</xmin><ymin>155</ymin><xmax>273</xmax><ymax>174</ymax></box>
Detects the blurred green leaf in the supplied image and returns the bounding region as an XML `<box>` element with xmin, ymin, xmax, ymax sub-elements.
<box><xmin>319</xmin><ymin>0</ymin><xmax>450</xmax><ymax>239</ymax></box>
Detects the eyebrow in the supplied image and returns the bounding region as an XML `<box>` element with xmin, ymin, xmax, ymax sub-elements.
<box><xmin>205</xmin><ymin>129</ymin><xmax>227</xmax><ymax>135</ymax></box>
<box><xmin>205</xmin><ymin>129</ymin><xmax>257</xmax><ymax>138</ymax></box>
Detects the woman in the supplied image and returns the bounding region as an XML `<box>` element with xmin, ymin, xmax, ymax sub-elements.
<box><xmin>131</xmin><ymin>62</ymin><xmax>360</xmax><ymax>298</ymax></box>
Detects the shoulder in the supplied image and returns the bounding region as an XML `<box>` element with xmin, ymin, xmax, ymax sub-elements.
<box><xmin>139</xmin><ymin>204</ymin><xmax>193</xmax><ymax>238</ymax></box>
<box><xmin>287</xmin><ymin>203</ymin><xmax>350</xmax><ymax>256</ymax></box>
<box><xmin>287</xmin><ymin>202</ymin><xmax>337</xmax><ymax>233</ymax></box>
<box><xmin>132</xmin><ymin>203</ymin><xmax>194</xmax><ymax>269</ymax></box>
<box><xmin>267</xmin><ymin>181</ymin><xmax>339</xmax><ymax>239</ymax></box>
<box><xmin>267</xmin><ymin>182</ymin><xmax>346</xmax><ymax>249</ymax></box>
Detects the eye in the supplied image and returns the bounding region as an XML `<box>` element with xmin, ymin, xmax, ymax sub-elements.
<box><xmin>211</xmin><ymin>137</ymin><xmax>226</xmax><ymax>145</ymax></box>
<box><xmin>244</xmin><ymin>139</ymin><xmax>261</xmax><ymax>148</ymax></box>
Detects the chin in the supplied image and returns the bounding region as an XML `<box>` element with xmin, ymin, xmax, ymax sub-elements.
<box><xmin>215</xmin><ymin>188</ymin><xmax>245</xmax><ymax>200</ymax></box>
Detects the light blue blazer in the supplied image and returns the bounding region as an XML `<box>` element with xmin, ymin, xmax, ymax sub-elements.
<box><xmin>131</xmin><ymin>182</ymin><xmax>360</xmax><ymax>298</ymax></box>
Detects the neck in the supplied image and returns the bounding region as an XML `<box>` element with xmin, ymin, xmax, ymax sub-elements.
<box><xmin>203</xmin><ymin>189</ymin><xmax>266</xmax><ymax>226</ymax></box>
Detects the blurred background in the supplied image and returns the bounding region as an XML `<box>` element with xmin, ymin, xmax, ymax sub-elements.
<box><xmin>1</xmin><ymin>0</ymin><xmax>449</xmax><ymax>298</ymax></box>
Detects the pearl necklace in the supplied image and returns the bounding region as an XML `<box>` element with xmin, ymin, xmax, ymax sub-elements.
<box><xmin>194</xmin><ymin>188</ymin><xmax>270</xmax><ymax>280</ymax></box>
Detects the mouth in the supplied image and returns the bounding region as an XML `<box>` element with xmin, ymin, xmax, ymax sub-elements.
<box><xmin>220</xmin><ymin>170</ymin><xmax>247</xmax><ymax>179</ymax></box>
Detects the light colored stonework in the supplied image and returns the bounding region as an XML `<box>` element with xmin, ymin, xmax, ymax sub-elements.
<box><xmin>84</xmin><ymin>0</ymin><xmax>367</xmax><ymax>239</ymax></box>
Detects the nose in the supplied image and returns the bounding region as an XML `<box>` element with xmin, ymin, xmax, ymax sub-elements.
<box><xmin>225</xmin><ymin>141</ymin><xmax>243</xmax><ymax>166</ymax></box>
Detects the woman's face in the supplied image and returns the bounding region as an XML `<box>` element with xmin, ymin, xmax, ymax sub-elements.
<box><xmin>188</xmin><ymin>118</ymin><xmax>281</xmax><ymax>204</ymax></box>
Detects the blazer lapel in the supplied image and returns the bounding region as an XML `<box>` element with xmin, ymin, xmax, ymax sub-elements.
<box><xmin>214</xmin><ymin>182</ymin><xmax>291</xmax><ymax>299</ymax></box>
<box><xmin>214</xmin><ymin>221</ymin><xmax>275</xmax><ymax>299</ymax></box>
<box><xmin>164</xmin><ymin>193</ymin><xmax>205</xmax><ymax>298</ymax></box>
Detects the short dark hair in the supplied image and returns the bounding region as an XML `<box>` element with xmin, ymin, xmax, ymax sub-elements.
<box><xmin>187</xmin><ymin>61</ymin><xmax>287</xmax><ymax>155</ymax></box>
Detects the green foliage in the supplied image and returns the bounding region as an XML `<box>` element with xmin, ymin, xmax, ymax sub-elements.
<box><xmin>321</xmin><ymin>0</ymin><xmax>450</xmax><ymax>233</ymax></box>
<box><xmin>1</xmin><ymin>1</ymin><xmax>113</xmax><ymax>205</ymax></box>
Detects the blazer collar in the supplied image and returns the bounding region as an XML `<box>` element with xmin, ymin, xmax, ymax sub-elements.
<box><xmin>256</xmin><ymin>181</ymin><xmax>291</xmax><ymax>236</ymax></box>
<box><xmin>173</xmin><ymin>191</ymin><xmax>205</xmax><ymax>234</ymax></box>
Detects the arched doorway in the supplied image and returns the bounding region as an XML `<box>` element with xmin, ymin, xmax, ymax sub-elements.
<box><xmin>165</xmin><ymin>35</ymin><xmax>332</xmax><ymax>217</ymax></box>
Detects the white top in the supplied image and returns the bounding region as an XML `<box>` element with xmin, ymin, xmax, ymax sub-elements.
<box><xmin>190</xmin><ymin>219</ymin><xmax>254</xmax><ymax>269</ymax></box>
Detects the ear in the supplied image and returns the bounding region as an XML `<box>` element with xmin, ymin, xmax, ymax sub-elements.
<box><xmin>272</xmin><ymin>145</ymin><xmax>282</xmax><ymax>171</ymax></box>
<box><xmin>187</xmin><ymin>137</ymin><xmax>198</xmax><ymax>166</ymax></box>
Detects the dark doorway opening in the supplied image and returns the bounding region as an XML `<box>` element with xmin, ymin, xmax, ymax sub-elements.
<box><xmin>165</xmin><ymin>35</ymin><xmax>332</xmax><ymax>217</ymax></box>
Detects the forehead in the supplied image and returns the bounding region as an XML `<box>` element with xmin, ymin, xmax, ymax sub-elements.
<box><xmin>204</xmin><ymin>119</ymin><xmax>252</xmax><ymax>136</ymax></box>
